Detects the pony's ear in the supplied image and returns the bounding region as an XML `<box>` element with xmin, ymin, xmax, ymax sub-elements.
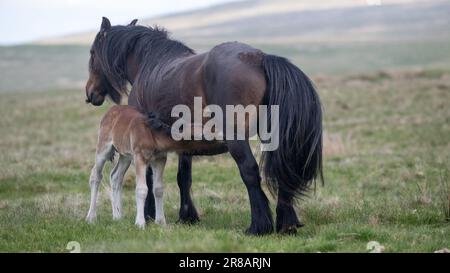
<box><xmin>101</xmin><ymin>17</ymin><xmax>111</xmax><ymax>31</ymax></box>
<box><xmin>129</xmin><ymin>19</ymin><xmax>138</xmax><ymax>26</ymax></box>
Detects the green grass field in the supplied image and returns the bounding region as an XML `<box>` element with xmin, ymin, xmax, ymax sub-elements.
<box><xmin>0</xmin><ymin>68</ymin><xmax>449</xmax><ymax>252</ymax></box>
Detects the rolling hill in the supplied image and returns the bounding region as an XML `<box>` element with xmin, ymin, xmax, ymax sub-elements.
<box><xmin>37</xmin><ymin>0</ymin><xmax>450</xmax><ymax>49</ymax></box>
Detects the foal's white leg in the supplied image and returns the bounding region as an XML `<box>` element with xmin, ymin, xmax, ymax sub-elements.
<box><xmin>86</xmin><ymin>147</ymin><xmax>112</xmax><ymax>223</ymax></box>
<box><xmin>134</xmin><ymin>155</ymin><xmax>148</xmax><ymax>229</ymax></box>
<box><xmin>151</xmin><ymin>155</ymin><xmax>167</xmax><ymax>226</ymax></box>
<box><xmin>110</xmin><ymin>155</ymin><xmax>131</xmax><ymax>220</ymax></box>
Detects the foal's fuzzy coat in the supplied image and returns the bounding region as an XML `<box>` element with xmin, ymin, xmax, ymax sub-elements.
<box><xmin>86</xmin><ymin>105</ymin><xmax>171</xmax><ymax>228</ymax></box>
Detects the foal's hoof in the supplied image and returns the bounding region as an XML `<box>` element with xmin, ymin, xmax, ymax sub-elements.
<box><xmin>155</xmin><ymin>218</ymin><xmax>167</xmax><ymax>226</ymax></box>
<box><xmin>85</xmin><ymin>215</ymin><xmax>96</xmax><ymax>224</ymax></box>
<box><xmin>135</xmin><ymin>220</ymin><xmax>146</xmax><ymax>229</ymax></box>
<box><xmin>112</xmin><ymin>215</ymin><xmax>122</xmax><ymax>221</ymax></box>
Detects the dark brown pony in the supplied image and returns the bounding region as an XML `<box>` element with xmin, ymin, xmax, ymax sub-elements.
<box><xmin>85</xmin><ymin>17</ymin><xmax>323</xmax><ymax>235</ymax></box>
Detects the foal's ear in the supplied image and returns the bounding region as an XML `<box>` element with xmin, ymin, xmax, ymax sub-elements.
<box><xmin>101</xmin><ymin>17</ymin><xmax>111</xmax><ymax>31</ymax></box>
<box><xmin>129</xmin><ymin>19</ymin><xmax>138</xmax><ymax>26</ymax></box>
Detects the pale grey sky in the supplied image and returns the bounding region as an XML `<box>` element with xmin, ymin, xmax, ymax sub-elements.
<box><xmin>0</xmin><ymin>0</ymin><xmax>236</xmax><ymax>45</ymax></box>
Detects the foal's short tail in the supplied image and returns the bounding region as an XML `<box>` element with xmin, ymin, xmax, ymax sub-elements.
<box><xmin>260</xmin><ymin>54</ymin><xmax>323</xmax><ymax>199</ymax></box>
<box><xmin>146</xmin><ymin>112</ymin><xmax>172</xmax><ymax>135</ymax></box>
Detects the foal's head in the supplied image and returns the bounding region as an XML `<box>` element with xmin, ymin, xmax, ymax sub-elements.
<box><xmin>85</xmin><ymin>17</ymin><xmax>138</xmax><ymax>106</ymax></box>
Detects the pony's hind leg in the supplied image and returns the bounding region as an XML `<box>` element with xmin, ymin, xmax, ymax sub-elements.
<box><xmin>134</xmin><ymin>154</ymin><xmax>149</xmax><ymax>228</ymax></box>
<box><xmin>150</xmin><ymin>154</ymin><xmax>167</xmax><ymax>226</ymax></box>
<box><xmin>227</xmin><ymin>140</ymin><xmax>274</xmax><ymax>235</ymax></box>
<box><xmin>110</xmin><ymin>154</ymin><xmax>132</xmax><ymax>220</ymax></box>
<box><xmin>86</xmin><ymin>145</ymin><xmax>113</xmax><ymax>223</ymax></box>
<box><xmin>276</xmin><ymin>190</ymin><xmax>304</xmax><ymax>234</ymax></box>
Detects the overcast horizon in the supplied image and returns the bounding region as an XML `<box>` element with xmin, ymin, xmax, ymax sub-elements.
<box><xmin>0</xmin><ymin>0</ymin><xmax>237</xmax><ymax>45</ymax></box>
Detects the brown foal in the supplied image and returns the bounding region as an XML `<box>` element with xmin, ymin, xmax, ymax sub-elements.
<box><xmin>86</xmin><ymin>105</ymin><xmax>172</xmax><ymax>228</ymax></box>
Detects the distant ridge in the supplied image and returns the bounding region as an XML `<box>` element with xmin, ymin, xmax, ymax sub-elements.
<box><xmin>34</xmin><ymin>0</ymin><xmax>438</xmax><ymax>47</ymax></box>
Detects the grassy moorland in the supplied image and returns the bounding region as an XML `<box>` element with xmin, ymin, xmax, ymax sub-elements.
<box><xmin>0</xmin><ymin>68</ymin><xmax>449</xmax><ymax>252</ymax></box>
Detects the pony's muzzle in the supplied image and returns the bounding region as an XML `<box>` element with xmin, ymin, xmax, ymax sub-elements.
<box><xmin>85</xmin><ymin>84</ymin><xmax>93</xmax><ymax>104</ymax></box>
<box><xmin>85</xmin><ymin>91</ymin><xmax>94</xmax><ymax>104</ymax></box>
<box><xmin>89</xmin><ymin>93</ymin><xmax>105</xmax><ymax>106</ymax></box>
<box><xmin>85</xmin><ymin>87</ymin><xmax>105</xmax><ymax>106</ymax></box>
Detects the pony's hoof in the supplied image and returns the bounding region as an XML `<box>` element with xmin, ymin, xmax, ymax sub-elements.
<box><xmin>275</xmin><ymin>205</ymin><xmax>304</xmax><ymax>234</ymax></box>
<box><xmin>276</xmin><ymin>220</ymin><xmax>304</xmax><ymax>234</ymax></box>
<box><xmin>277</xmin><ymin>224</ymin><xmax>301</xmax><ymax>235</ymax></box>
<box><xmin>245</xmin><ymin>223</ymin><xmax>274</xmax><ymax>236</ymax></box>
<box><xmin>177</xmin><ymin>212</ymin><xmax>200</xmax><ymax>225</ymax></box>
<box><xmin>178</xmin><ymin>205</ymin><xmax>200</xmax><ymax>224</ymax></box>
<box><xmin>177</xmin><ymin>217</ymin><xmax>199</xmax><ymax>225</ymax></box>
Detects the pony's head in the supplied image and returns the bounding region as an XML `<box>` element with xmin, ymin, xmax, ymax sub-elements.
<box><xmin>85</xmin><ymin>17</ymin><xmax>138</xmax><ymax>106</ymax></box>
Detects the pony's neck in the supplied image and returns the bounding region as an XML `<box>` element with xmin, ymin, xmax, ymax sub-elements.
<box><xmin>126</xmin><ymin>54</ymin><xmax>139</xmax><ymax>85</ymax></box>
<box><xmin>97</xmin><ymin>25</ymin><xmax>194</xmax><ymax>92</ymax></box>
<box><xmin>121</xmin><ymin>30</ymin><xmax>194</xmax><ymax>85</ymax></box>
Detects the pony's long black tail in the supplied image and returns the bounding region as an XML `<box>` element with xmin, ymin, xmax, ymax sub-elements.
<box><xmin>260</xmin><ymin>54</ymin><xmax>323</xmax><ymax>199</ymax></box>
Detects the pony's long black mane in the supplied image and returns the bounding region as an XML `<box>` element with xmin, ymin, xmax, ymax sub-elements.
<box><xmin>92</xmin><ymin>24</ymin><xmax>194</xmax><ymax>97</ymax></box>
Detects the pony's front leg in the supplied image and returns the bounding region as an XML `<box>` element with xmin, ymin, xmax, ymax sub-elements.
<box><xmin>177</xmin><ymin>154</ymin><xmax>199</xmax><ymax>224</ymax></box>
<box><xmin>144</xmin><ymin>166</ymin><xmax>156</xmax><ymax>221</ymax></box>
<box><xmin>110</xmin><ymin>155</ymin><xmax>131</xmax><ymax>220</ymax></box>
<box><xmin>151</xmin><ymin>154</ymin><xmax>167</xmax><ymax>226</ymax></box>
<box><xmin>134</xmin><ymin>155</ymin><xmax>149</xmax><ymax>229</ymax></box>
